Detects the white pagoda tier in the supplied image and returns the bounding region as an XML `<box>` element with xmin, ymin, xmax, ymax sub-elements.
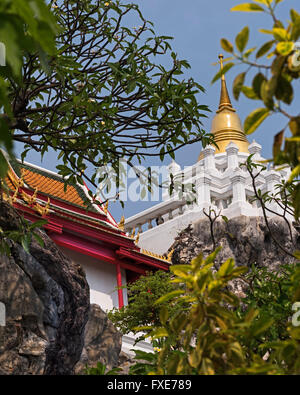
<box><xmin>125</xmin><ymin>56</ymin><xmax>291</xmax><ymax>255</ymax></box>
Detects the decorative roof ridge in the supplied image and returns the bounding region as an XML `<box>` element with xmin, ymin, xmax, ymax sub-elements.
<box><xmin>54</xmin><ymin>211</ymin><xmax>139</xmax><ymax>242</ymax></box>
<box><xmin>15</xmin><ymin>159</ymin><xmax>120</xmax><ymax>228</ymax></box>
<box><xmin>52</xmin><ymin>203</ymin><xmax>119</xmax><ymax>230</ymax></box>
<box><xmin>140</xmin><ymin>248</ymin><xmax>173</xmax><ymax>263</ymax></box>
<box><xmin>6</xmin><ymin>156</ymin><xmax>124</xmax><ymax>233</ymax></box>
<box><xmin>16</xmin><ymin>158</ymin><xmax>65</xmax><ymax>180</ymax></box>
<box><xmin>80</xmin><ymin>181</ymin><xmax>119</xmax><ymax>228</ymax></box>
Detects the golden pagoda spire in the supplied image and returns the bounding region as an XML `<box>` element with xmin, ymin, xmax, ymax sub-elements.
<box><xmin>218</xmin><ymin>54</ymin><xmax>233</xmax><ymax>110</ymax></box>
<box><xmin>205</xmin><ymin>54</ymin><xmax>249</xmax><ymax>155</ymax></box>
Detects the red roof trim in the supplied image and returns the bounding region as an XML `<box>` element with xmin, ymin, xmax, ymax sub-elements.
<box><xmin>116</xmin><ymin>247</ymin><xmax>169</xmax><ymax>271</ymax></box>
<box><xmin>50</xmin><ymin>232</ymin><xmax>147</xmax><ymax>275</ymax></box>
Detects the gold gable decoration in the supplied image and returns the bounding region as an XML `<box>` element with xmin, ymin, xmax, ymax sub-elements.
<box><xmin>130</xmin><ymin>227</ymin><xmax>136</xmax><ymax>238</ymax></box>
<box><xmin>135</xmin><ymin>231</ymin><xmax>140</xmax><ymax>245</ymax></box>
<box><xmin>118</xmin><ymin>215</ymin><xmax>125</xmax><ymax>231</ymax></box>
<box><xmin>103</xmin><ymin>200</ymin><xmax>109</xmax><ymax>215</ymax></box>
<box><xmin>141</xmin><ymin>248</ymin><xmax>172</xmax><ymax>263</ymax></box>
<box><xmin>4</xmin><ymin>171</ymin><xmax>50</xmax><ymax>217</ymax></box>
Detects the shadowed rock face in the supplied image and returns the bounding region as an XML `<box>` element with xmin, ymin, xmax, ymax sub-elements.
<box><xmin>0</xmin><ymin>202</ymin><xmax>90</xmax><ymax>375</ymax></box>
<box><xmin>170</xmin><ymin>216</ymin><xmax>299</xmax><ymax>297</ymax></box>
<box><xmin>75</xmin><ymin>304</ymin><xmax>122</xmax><ymax>374</ymax></box>
<box><xmin>171</xmin><ymin>216</ymin><xmax>299</xmax><ymax>269</ymax></box>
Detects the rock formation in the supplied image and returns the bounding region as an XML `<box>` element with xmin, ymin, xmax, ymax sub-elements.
<box><xmin>0</xmin><ymin>202</ymin><xmax>90</xmax><ymax>375</ymax></box>
<box><xmin>75</xmin><ymin>304</ymin><xmax>122</xmax><ymax>374</ymax></box>
<box><xmin>171</xmin><ymin>216</ymin><xmax>299</xmax><ymax>268</ymax></box>
<box><xmin>169</xmin><ymin>216</ymin><xmax>299</xmax><ymax>298</ymax></box>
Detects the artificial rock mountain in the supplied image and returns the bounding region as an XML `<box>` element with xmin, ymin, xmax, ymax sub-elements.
<box><xmin>169</xmin><ymin>215</ymin><xmax>299</xmax><ymax>296</ymax></box>
<box><xmin>0</xmin><ymin>201</ymin><xmax>126</xmax><ymax>375</ymax></box>
<box><xmin>0</xmin><ymin>201</ymin><xmax>90</xmax><ymax>375</ymax></box>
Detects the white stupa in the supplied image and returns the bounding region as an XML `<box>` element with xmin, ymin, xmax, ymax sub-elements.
<box><xmin>125</xmin><ymin>56</ymin><xmax>291</xmax><ymax>254</ymax></box>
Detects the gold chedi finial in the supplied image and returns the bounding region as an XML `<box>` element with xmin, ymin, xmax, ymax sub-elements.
<box><xmin>198</xmin><ymin>54</ymin><xmax>250</xmax><ymax>156</ymax></box>
<box><xmin>218</xmin><ymin>54</ymin><xmax>233</xmax><ymax>110</ymax></box>
<box><xmin>167</xmin><ymin>249</ymin><xmax>174</xmax><ymax>263</ymax></box>
<box><xmin>103</xmin><ymin>200</ymin><xmax>109</xmax><ymax>214</ymax></box>
<box><xmin>131</xmin><ymin>227</ymin><xmax>136</xmax><ymax>238</ymax></box>
<box><xmin>119</xmin><ymin>215</ymin><xmax>125</xmax><ymax>231</ymax></box>
<box><xmin>135</xmin><ymin>231</ymin><xmax>140</xmax><ymax>245</ymax></box>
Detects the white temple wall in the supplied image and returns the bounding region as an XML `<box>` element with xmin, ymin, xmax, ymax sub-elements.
<box><xmin>58</xmin><ymin>246</ymin><xmax>153</xmax><ymax>356</ymax></box>
<box><xmin>138</xmin><ymin>209</ymin><xmax>202</xmax><ymax>255</ymax></box>
<box><xmin>58</xmin><ymin>246</ymin><xmax>128</xmax><ymax>312</ymax></box>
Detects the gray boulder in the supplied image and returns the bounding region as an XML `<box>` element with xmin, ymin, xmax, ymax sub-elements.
<box><xmin>0</xmin><ymin>201</ymin><xmax>90</xmax><ymax>375</ymax></box>
<box><xmin>75</xmin><ymin>304</ymin><xmax>122</xmax><ymax>374</ymax></box>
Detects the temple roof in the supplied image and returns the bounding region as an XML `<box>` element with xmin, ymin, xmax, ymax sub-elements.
<box><xmin>7</xmin><ymin>157</ymin><xmax>112</xmax><ymax>216</ymax></box>
<box><xmin>18</xmin><ymin>163</ymin><xmax>88</xmax><ymax>208</ymax></box>
<box><xmin>3</xmin><ymin>156</ymin><xmax>171</xmax><ymax>270</ymax></box>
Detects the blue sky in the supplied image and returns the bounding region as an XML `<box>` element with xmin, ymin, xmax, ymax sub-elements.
<box><xmin>16</xmin><ymin>0</ymin><xmax>300</xmax><ymax>220</ymax></box>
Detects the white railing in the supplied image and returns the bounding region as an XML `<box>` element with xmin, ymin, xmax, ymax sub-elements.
<box><xmin>125</xmin><ymin>198</ymin><xmax>188</xmax><ymax>234</ymax></box>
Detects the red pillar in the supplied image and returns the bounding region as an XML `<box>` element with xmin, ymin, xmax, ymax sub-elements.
<box><xmin>116</xmin><ymin>263</ymin><xmax>124</xmax><ymax>309</ymax></box>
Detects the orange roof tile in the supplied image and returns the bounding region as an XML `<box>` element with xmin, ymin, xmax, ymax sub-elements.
<box><xmin>20</xmin><ymin>168</ymin><xmax>84</xmax><ymax>207</ymax></box>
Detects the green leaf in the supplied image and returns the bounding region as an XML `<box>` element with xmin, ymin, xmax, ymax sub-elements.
<box><xmin>159</xmin><ymin>306</ymin><xmax>169</xmax><ymax>325</ymax></box>
<box><xmin>231</xmin><ymin>266</ymin><xmax>248</xmax><ymax>277</ymax></box>
<box><xmin>251</xmin><ymin>316</ymin><xmax>274</xmax><ymax>336</ymax></box>
<box><xmin>152</xmin><ymin>327</ymin><xmax>169</xmax><ymax>339</ymax></box>
<box><xmin>211</xmin><ymin>62</ymin><xmax>234</xmax><ymax>84</ymax></box>
<box><xmin>218</xmin><ymin>258</ymin><xmax>235</xmax><ymax>277</ymax></box>
<box><xmin>252</xmin><ymin>72</ymin><xmax>267</xmax><ymax>98</ymax></box>
<box><xmin>170</xmin><ymin>265</ymin><xmax>191</xmax><ymax>277</ymax></box>
<box><xmin>21</xmin><ymin>234</ymin><xmax>31</xmax><ymax>254</ymax></box>
<box><xmin>288</xmin><ymin>164</ymin><xmax>300</xmax><ymax>183</ymax></box>
<box><xmin>272</xmin><ymin>130</ymin><xmax>284</xmax><ymax>160</ymax></box>
<box><xmin>276</xmin><ymin>41</ymin><xmax>294</xmax><ymax>56</ymax></box>
<box><xmin>259</xmin><ymin>29</ymin><xmax>274</xmax><ymax>35</ymax></box>
<box><xmin>28</xmin><ymin>219</ymin><xmax>48</xmax><ymax>230</ymax></box>
<box><xmin>231</xmin><ymin>3</ymin><xmax>265</xmax><ymax>12</ymax></box>
<box><xmin>32</xmin><ymin>232</ymin><xmax>44</xmax><ymax>248</ymax></box>
<box><xmin>220</xmin><ymin>38</ymin><xmax>234</xmax><ymax>53</ymax></box>
<box><xmin>233</xmin><ymin>72</ymin><xmax>246</xmax><ymax>100</ymax></box>
<box><xmin>272</xmin><ymin>28</ymin><xmax>289</xmax><ymax>42</ymax></box>
<box><xmin>132</xmin><ymin>350</ymin><xmax>157</xmax><ymax>362</ymax></box>
<box><xmin>236</xmin><ymin>26</ymin><xmax>249</xmax><ymax>53</ymax></box>
<box><xmin>275</xmin><ymin>75</ymin><xmax>293</xmax><ymax>104</ymax></box>
<box><xmin>256</xmin><ymin>40</ymin><xmax>275</xmax><ymax>58</ymax></box>
<box><xmin>244</xmin><ymin>108</ymin><xmax>270</xmax><ymax>135</ymax></box>
<box><xmin>244</xmin><ymin>47</ymin><xmax>256</xmax><ymax>58</ymax></box>
<box><xmin>0</xmin><ymin>150</ymin><xmax>9</xmax><ymax>178</ymax></box>
<box><xmin>289</xmin><ymin>117</ymin><xmax>300</xmax><ymax>136</ymax></box>
<box><xmin>154</xmin><ymin>289</ymin><xmax>185</xmax><ymax>305</ymax></box>
<box><xmin>241</xmin><ymin>86</ymin><xmax>259</xmax><ymax>100</ymax></box>
<box><xmin>253</xmin><ymin>0</ymin><xmax>273</xmax><ymax>4</ymax></box>
<box><xmin>291</xmin><ymin>9</ymin><xmax>300</xmax><ymax>40</ymax></box>
<box><xmin>261</xmin><ymin>78</ymin><xmax>275</xmax><ymax>108</ymax></box>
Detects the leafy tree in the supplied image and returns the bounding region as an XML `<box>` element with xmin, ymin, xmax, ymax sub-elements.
<box><xmin>213</xmin><ymin>0</ymin><xmax>300</xmax><ymax>218</ymax></box>
<box><xmin>237</xmin><ymin>263</ymin><xmax>295</xmax><ymax>355</ymax></box>
<box><xmin>132</xmin><ymin>249</ymin><xmax>275</xmax><ymax>374</ymax></box>
<box><xmin>0</xmin><ymin>0</ymin><xmax>58</xmax><ymax>176</ymax></box>
<box><xmin>83</xmin><ymin>361</ymin><xmax>121</xmax><ymax>375</ymax></box>
<box><xmin>1</xmin><ymin>0</ymin><xmax>210</xmax><ymax>194</ymax></box>
<box><xmin>108</xmin><ymin>270</ymin><xmax>176</xmax><ymax>335</ymax></box>
<box><xmin>130</xmin><ymin>248</ymin><xmax>300</xmax><ymax>375</ymax></box>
